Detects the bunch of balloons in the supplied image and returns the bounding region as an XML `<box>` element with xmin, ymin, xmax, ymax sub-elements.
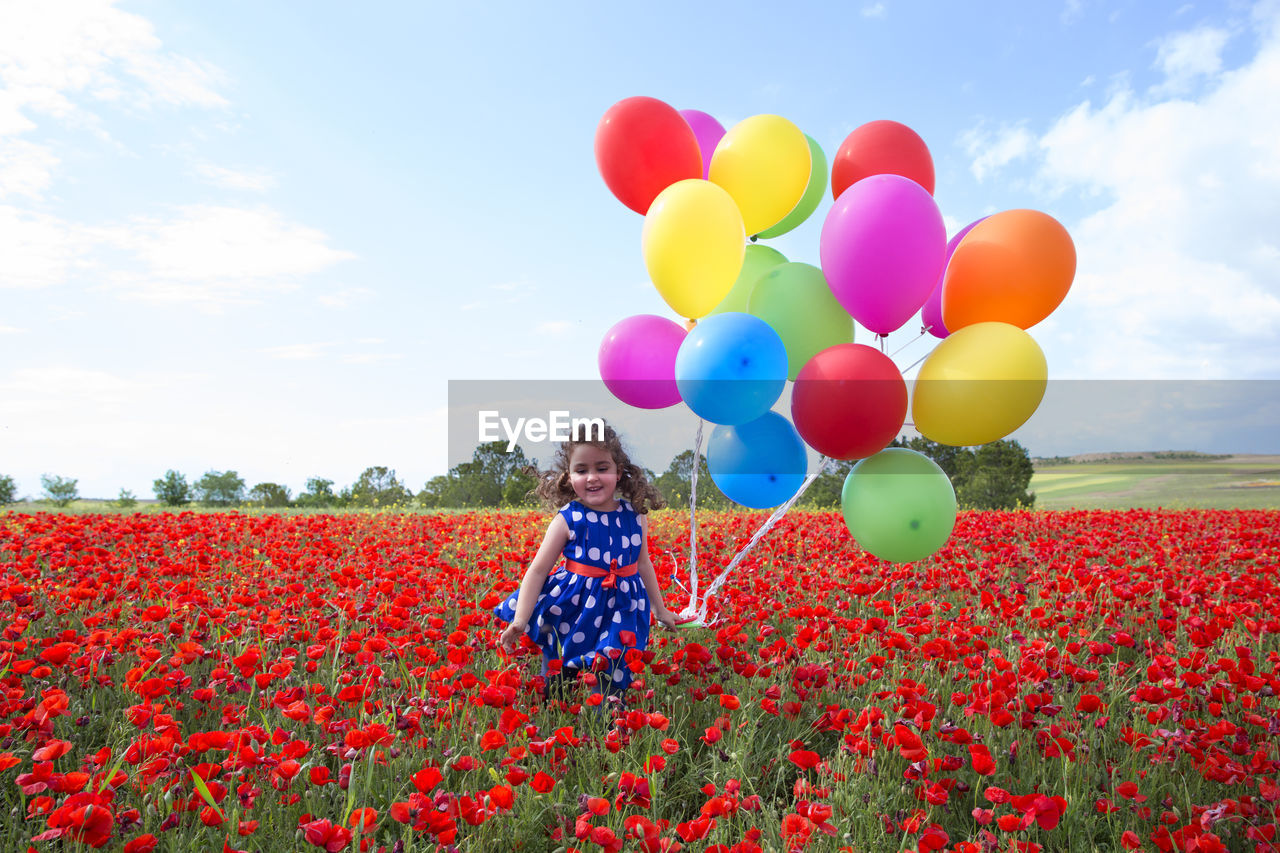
<box><xmin>594</xmin><ymin>96</ymin><xmax>1075</xmax><ymax>564</ymax></box>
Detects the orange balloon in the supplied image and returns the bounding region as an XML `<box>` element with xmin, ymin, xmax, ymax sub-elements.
<box><xmin>941</xmin><ymin>209</ymin><xmax>1075</xmax><ymax>332</ymax></box>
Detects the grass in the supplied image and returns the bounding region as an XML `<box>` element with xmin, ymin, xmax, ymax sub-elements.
<box><xmin>1030</xmin><ymin>453</ymin><xmax>1280</xmax><ymax>510</ymax></box>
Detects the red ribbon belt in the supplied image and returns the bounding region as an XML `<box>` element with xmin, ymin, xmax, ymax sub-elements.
<box><xmin>565</xmin><ymin>558</ymin><xmax>637</xmax><ymax>589</ymax></box>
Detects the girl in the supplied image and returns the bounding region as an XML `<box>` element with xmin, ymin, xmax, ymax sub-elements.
<box><xmin>496</xmin><ymin>424</ymin><xmax>679</xmax><ymax>700</ymax></box>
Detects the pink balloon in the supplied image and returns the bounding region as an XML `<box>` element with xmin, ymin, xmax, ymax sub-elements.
<box><xmin>679</xmin><ymin>109</ymin><xmax>726</xmax><ymax>181</ymax></box>
<box><xmin>921</xmin><ymin>217</ymin><xmax>987</xmax><ymax>339</ymax></box>
<box><xmin>598</xmin><ymin>314</ymin><xmax>686</xmax><ymax>409</ymax></box>
<box><xmin>819</xmin><ymin>174</ymin><xmax>946</xmax><ymax>336</ymax></box>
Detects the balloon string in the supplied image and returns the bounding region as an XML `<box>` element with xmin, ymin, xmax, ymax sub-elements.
<box><xmin>690</xmin><ymin>456</ymin><xmax>832</xmax><ymax>624</ymax></box>
<box><xmin>684</xmin><ymin>418</ymin><xmax>704</xmax><ymax>615</ymax></box>
<box><xmin>891</xmin><ymin>327</ymin><xmax>930</xmax><ymax>359</ymax></box>
<box><xmin>901</xmin><ymin>347</ymin><xmax>936</xmax><ymax>375</ymax></box>
<box><xmin>877</xmin><ymin>334</ymin><xmax>887</xmax><ymax>354</ymax></box>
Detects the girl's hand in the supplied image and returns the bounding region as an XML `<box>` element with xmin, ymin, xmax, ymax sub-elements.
<box><xmin>499</xmin><ymin>621</ymin><xmax>526</xmax><ymax>654</ymax></box>
<box><xmin>655</xmin><ymin>607</ymin><xmax>679</xmax><ymax>631</ymax></box>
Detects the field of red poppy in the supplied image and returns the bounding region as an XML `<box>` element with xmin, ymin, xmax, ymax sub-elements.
<box><xmin>1</xmin><ymin>508</ymin><xmax>1279</xmax><ymax>853</ymax></box>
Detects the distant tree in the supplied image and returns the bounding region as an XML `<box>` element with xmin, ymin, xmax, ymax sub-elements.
<box><xmin>417</xmin><ymin>475</ymin><xmax>450</xmax><ymax>509</ymax></box>
<box><xmin>296</xmin><ymin>477</ymin><xmax>336</xmax><ymax>508</ymax></box>
<box><xmin>891</xmin><ymin>436</ymin><xmax>1034</xmax><ymax>510</ymax></box>
<box><xmin>349</xmin><ymin>467</ymin><xmax>411</xmax><ymax>508</ymax></box>
<box><xmin>115</xmin><ymin>488</ymin><xmax>138</xmax><ymax>509</ymax></box>
<box><xmin>472</xmin><ymin>441</ymin><xmax>535</xmax><ymax>488</ymax></box>
<box><xmin>437</xmin><ymin>461</ymin><xmax>501</xmax><ymax>508</ymax></box>
<box><xmin>0</xmin><ymin>474</ymin><xmax>16</xmax><ymax>505</ymax></box>
<box><xmin>249</xmin><ymin>482</ymin><xmax>293</xmax><ymax>508</ymax></box>
<box><xmin>41</xmin><ymin>474</ymin><xmax>79</xmax><ymax>507</ymax></box>
<box><xmin>194</xmin><ymin>470</ymin><xmax>246</xmax><ymax>507</ymax></box>
<box><xmin>153</xmin><ymin>470</ymin><xmax>191</xmax><ymax>506</ymax></box>
<box><xmin>893</xmin><ymin>437</ymin><xmax>975</xmax><ymax>486</ymax></box>
<box><xmin>501</xmin><ymin>466</ymin><xmax>539</xmax><ymax>507</ymax></box>
<box><xmin>956</xmin><ymin>440</ymin><xmax>1036</xmax><ymax>510</ymax></box>
<box><xmin>654</xmin><ymin>450</ymin><xmax>729</xmax><ymax>510</ymax></box>
<box><xmin>420</xmin><ymin>442</ymin><xmax>539</xmax><ymax>508</ymax></box>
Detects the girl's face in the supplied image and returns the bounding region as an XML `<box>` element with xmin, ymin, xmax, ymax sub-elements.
<box><xmin>567</xmin><ymin>444</ymin><xmax>620</xmax><ymax>511</ymax></box>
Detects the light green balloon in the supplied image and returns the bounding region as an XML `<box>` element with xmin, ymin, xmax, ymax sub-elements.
<box><xmin>841</xmin><ymin>449</ymin><xmax>957</xmax><ymax>563</ymax></box>
<box><xmin>747</xmin><ymin>262</ymin><xmax>853</xmax><ymax>380</ymax></box>
<box><xmin>755</xmin><ymin>134</ymin><xmax>828</xmax><ymax>239</ymax></box>
<box><xmin>709</xmin><ymin>243</ymin><xmax>787</xmax><ymax>315</ymax></box>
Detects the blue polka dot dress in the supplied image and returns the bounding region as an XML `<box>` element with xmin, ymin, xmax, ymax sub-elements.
<box><xmin>495</xmin><ymin>499</ymin><xmax>651</xmax><ymax>689</ymax></box>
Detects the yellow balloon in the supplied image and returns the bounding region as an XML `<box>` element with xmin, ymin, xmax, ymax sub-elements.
<box><xmin>709</xmin><ymin>114</ymin><xmax>810</xmax><ymax>237</ymax></box>
<box><xmin>912</xmin><ymin>322</ymin><xmax>1047</xmax><ymax>446</ymax></box>
<box><xmin>642</xmin><ymin>179</ymin><xmax>745</xmax><ymax>319</ymax></box>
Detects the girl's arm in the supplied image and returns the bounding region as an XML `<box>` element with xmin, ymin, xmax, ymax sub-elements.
<box><xmin>636</xmin><ymin>515</ymin><xmax>678</xmax><ymax>629</ymax></box>
<box><xmin>499</xmin><ymin>514</ymin><xmax>570</xmax><ymax>652</ymax></box>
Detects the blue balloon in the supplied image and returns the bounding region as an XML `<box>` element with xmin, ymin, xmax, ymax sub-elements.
<box><xmin>707</xmin><ymin>412</ymin><xmax>807</xmax><ymax>508</ymax></box>
<box><xmin>675</xmin><ymin>312</ymin><xmax>788</xmax><ymax>425</ymax></box>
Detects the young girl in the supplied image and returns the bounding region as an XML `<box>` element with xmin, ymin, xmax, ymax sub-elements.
<box><xmin>496</xmin><ymin>424</ymin><xmax>679</xmax><ymax>699</ymax></box>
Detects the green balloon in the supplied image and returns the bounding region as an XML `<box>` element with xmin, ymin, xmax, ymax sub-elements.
<box><xmin>709</xmin><ymin>243</ymin><xmax>787</xmax><ymax>315</ymax></box>
<box><xmin>841</xmin><ymin>449</ymin><xmax>956</xmax><ymax>563</ymax></box>
<box><xmin>747</xmin><ymin>262</ymin><xmax>853</xmax><ymax>380</ymax></box>
<box><xmin>755</xmin><ymin>134</ymin><xmax>828</xmax><ymax>239</ymax></box>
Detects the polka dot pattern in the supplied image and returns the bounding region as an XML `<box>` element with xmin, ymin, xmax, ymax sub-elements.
<box><xmin>493</xmin><ymin>498</ymin><xmax>651</xmax><ymax>691</ymax></box>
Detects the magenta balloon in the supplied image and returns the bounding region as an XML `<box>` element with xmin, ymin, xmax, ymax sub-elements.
<box><xmin>679</xmin><ymin>109</ymin><xmax>726</xmax><ymax>181</ymax></box>
<box><xmin>819</xmin><ymin>174</ymin><xmax>946</xmax><ymax>336</ymax></box>
<box><xmin>921</xmin><ymin>216</ymin><xmax>987</xmax><ymax>339</ymax></box>
<box><xmin>598</xmin><ymin>314</ymin><xmax>686</xmax><ymax>409</ymax></box>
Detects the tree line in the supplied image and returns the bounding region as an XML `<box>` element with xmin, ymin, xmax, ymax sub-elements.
<box><xmin>0</xmin><ymin>467</ymin><xmax>417</xmax><ymax>510</ymax></box>
<box><xmin>0</xmin><ymin>437</ymin><xmax>1034</xmax><ymax>511</ymax></box>
<box><xmin>418</xmin><ymin>436</ymin><xmax>1035</xmax><ymax>511</ymax></box>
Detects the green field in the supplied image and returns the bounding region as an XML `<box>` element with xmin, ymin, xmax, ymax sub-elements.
<box><xmin>1030</xmin><ymin>453</ymin><xmax>1280</xmax><ymax>510</ymax></box>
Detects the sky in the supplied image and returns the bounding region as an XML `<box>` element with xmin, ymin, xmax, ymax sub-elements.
<box><xmin>2</xmin><ymin>0</ymin><xmax>1278</xmax><ymax>499</ymax></box>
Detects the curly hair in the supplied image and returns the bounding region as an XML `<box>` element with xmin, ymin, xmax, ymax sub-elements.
<box><xmin>526</xmin><ymin>423</ymin><xmax>666</xmax><ymax>514</ymax></box>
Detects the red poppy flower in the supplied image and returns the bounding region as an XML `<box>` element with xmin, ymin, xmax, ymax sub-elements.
<box><xmin>968</xmin><ymin>743</ymin><xmax>996</xmax><ymax>776</ymax></box>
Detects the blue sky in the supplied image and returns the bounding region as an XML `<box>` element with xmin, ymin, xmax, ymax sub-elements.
<box><xmin>2</xmin><ymin>0</ymin><xmax>1278</xmax><ymax>498</ymax></box>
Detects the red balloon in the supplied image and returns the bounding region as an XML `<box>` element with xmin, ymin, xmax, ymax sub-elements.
<box><xmin>791</xmin><ymin>344</ymin><xmax>907</xmax><ymax>460</ymax></box>
<box><xmin>594</xmin><ymin>96</ymin><xmax>704</xmax><ymax>215</ymax></box>
<box><xmin>831</xmin><ymin>120</ymin><xmax>935</xmax><ymax>200</ymax></box>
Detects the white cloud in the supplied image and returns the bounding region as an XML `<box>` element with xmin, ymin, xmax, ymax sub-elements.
<box><xmin>492</xmin><ymin>279</ymin><xmax>531</xmax><ymax>293</ymax></box>
<box><xmin>961</xmin><ymin>123</ymin><xmax>1036</xmax><ymax>182</ymax></box>
<box><xmin>0</xmin><ymin>365</ymin><xmax>200</xmax><ymax>418</ymax></box>
<box><xmin>0</xmin><ymin>205</ymin><xmax>89</xmax><ymax>288</ymax></box>
<box><xmin>0</xmin><ymin>324</ymin><xmax>25</xmax><ymax>334</ymax></box>
<box><xmin>260</xmin><ymin>342</ymin><xmax>334</xmax><ymax>360</ymax></box>
<box><xmin>99</xmin><ymin>205</ymin><xmax>356</xmax><ymax>306</ymax></box>
<box><xmin>861</xmin><ymin>3</ymin><xmax>886</xmax><ymax>18</ymax></box>
<box><xmin>0</xmin><ymin>138</ymin><xmax>58</xmax><ymax>199</ymax></box>
<box><xmin>259</xmin><ymin>339</ymin><xmax>399</xmax><ymax>364</ymax></box>
<box><xmin>2</xmin><ymin>201</ymin><xmax>352</xmax><ymax>303</ymax></box>
<box><xmin>341</xmin><ymin>352</ymin><xmax>403</xmax><ymax>365</ymax></box>
<box><xmin>0</xmin><ymin>0</ymin><xmax>226</xmax><ymax>120</ymax></box>
<box><xmin>1152</xmin><ymin>25</ymin><xmax>1230</xmax><ymax>94</ymax></box>
<box><xmin>0</xmin><ymin>2</ymin><xmax>339</xmax><ymax>311</ymax></box>
<box><xmin>537</xmin><ymin>321</ymin><xmax>572</xmax><ymax>335</ymax></box>
<box><xmin>193</xmin><ymin>162</ymin><xmax>277</xmax><ymax>192</ymax></box>
<box><xmin>318</xmin><ymin>286</ymin><xmax>373</xmax><ymax>308</ymax></box>
<box><xmin>0</xmin><ymin>90</ymin><xmax>37</xmax><ymax>136</ymax></box>
<box><xmin>1024</xmin><ymin>8</ymin><xmax>1280</xmax><ymax>378</ymax></box>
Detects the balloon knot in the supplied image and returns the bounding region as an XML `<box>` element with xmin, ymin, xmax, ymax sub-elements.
<box><xmin>684</xmin><ymin>318</ymin><xmax>698</xmax><ymax>332</ymax></box>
